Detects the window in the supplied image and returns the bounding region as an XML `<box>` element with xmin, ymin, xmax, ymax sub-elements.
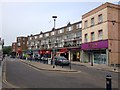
<box><xmin>84</xmin><ymin>34</ymin><xmax>88</xmax><ymax>42</ymax></box>
<box><xmin>91</xmin><ymin>18</ymin><xmax>94</xmax><ymax>26</ymax></box>
<box><xmin>39</xmin><ymin>34</ymin><xmax>43</xmax><ymax>38</ymax></box>
<box><xmin>91</xmin><ymin>32</ymin><xmax>95</xmax><ymax>41</ymax></box>
<box><xmin>84</xmin><ymin>20</ymin><xmax>88</xmax><ymax>28</ymax></box>
<box><xmin>18</xmin><ymin>38</ymin><xmax>21</xmax><ymax>41</ymax></box>
<box><xmin>23</xmin><ymin>38</ymin><xmax>25</xmax><ymax>41</ymax></box>
<box><xmin>17</xmin><ymin>43</ymin><xmax>20</xmax><ymax>46</ymax></box>
<box><xmin>76</xmin><ymin>32</ymin><xmax>82</xmax><ymax>38</ymax></box>
<box><xmin>23</xmin><ymin>42</ymin><xmax>25</xmax><ymax>45</ymax></box>
<box><xmin>59</xmin><ymin>29</ymin><xmax>64</xmax><ymax>33</ymax></box>
<box><xmin>35</xmin><ymin>36</ymin><xmax>38</xmax><ymax>39</ymax></box>
<box><xmin>51</xmin><ymin>31</ymin><xmax>54</xmax><ymax>35</ymax></box>
<box><xmin>76</xmin><ymin>23</ymin><xmax>82</xmax><ymax>29</ymax></box>
<box><xmin>67</xmin><ymin>26</ymin><xmax>73</xmax><ymax>31</ymax></box>
<box><xmin>29</xmin><ymin>37</ymin><xmax>32</xmax><ymax>40</ymax></box>
<box><xmin>45</xmin><ymin>33</ymin><xmax>49</xmax><ymax>37</ymax></box>
<box><xmin>98</xmin><ymin>30</ymin><xmax>103</xmax><ymax>40</ymax></box>
<box><xmin>98</xmin><ymin>14</ymin><xmax>103</xmax><ymax>23</ymax></box>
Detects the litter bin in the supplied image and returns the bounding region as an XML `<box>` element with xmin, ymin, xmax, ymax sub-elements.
<box><xmin>48</xmin><ymin>59</ymin><xmax>51</xmax><ymax>65</ymax></box>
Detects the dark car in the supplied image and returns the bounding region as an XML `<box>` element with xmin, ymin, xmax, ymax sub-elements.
<box><xmin>53</xmin><ymin>56</ymin><xmax>70</xmax><ymax>66</ymax></box>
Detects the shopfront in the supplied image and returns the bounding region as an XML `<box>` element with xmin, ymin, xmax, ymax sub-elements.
<box><xmin>57</xmin><ymin>48</ymin><xmax>69</xmax><ymax>60</ymax></box>
<box><xmin>81</xmin><ymin>40</ymin><xmax>108</xmax><ymax>64</ymax></box>
<box><xmin>40</xmin><ymin>50</ymin><xmax>52</xmax><ymax>59</ymax></box>
<box><xmin>69</xmin><ymin>48</ymin><xmax>81</xmax><ymax>62</ymax></box>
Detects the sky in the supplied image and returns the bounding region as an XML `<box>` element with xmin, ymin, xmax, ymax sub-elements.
<box><xmin>0</xmin><ymin>0</ymin><xmax>119</xmax><ymax>46</ymax></box>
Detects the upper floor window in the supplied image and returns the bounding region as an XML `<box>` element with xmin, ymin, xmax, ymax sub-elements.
<box><xmin>76</xmin><ymin>32</ymin><xmax>82</xmax><ymax>38</ymax></box>
<box><xmin>29</xmin><ymin>37</ymin><xmax>32</xmax><ymax>40</ymax></box>
<box><xmin>84</xmin><ymin>34</ymin><xmax>88</xmax><ymax>43</ymax></box>
<box><xmin>39</xmin><ymin>34</ymin><xmax>43</xmax><ymax>38</ymax></box>
<box><xmin>91</xmin><ymin>18</ymin><xmax>94</xmax><ymax>26</ymax></box>
<box><xmin>35</xmin><ymin>36</ymin><xmax>38</xmax><ymax>39</ymax></box>
<box><xmin>18</xmin><ymin>38</ymin><xmax>21</xmax><ymax>41</ymax></box>
<box><xmin>76</xmin><ymin>23</ymin><xmax>82</xmax><ymax>29</ymax></box>
<box><xmin>84</xmin><ymin>20</ymin><xmax>88</xmax><ymax>28</ymax></box>
<box><xmin>98</xmin><ymin>14</ymin><xmax>103</xmax><ymax>23</ymax></box>
<box><xmin>59</xmin><ymin>28</ymin><xmax>64</xmax><ymax>33</ymax></box>
<box><xmin>91</xmin><ymin>32</ymin><xmax>95</xmax><ymax>41</ymax></box>
<box><xmin>17</xmin><ymin>42</ymin><xmax>20</xmax><ymax>46</ymax></box>
<box><xmin>51</xmin><ymin>31</ymin><xmax>54</xmax><ymax>35</ymax></box>
<box><xmin>45</xmin><ymin>33</ymin><xmax>49</xmax><ymax>37</ymax></box>
<box><xmin>23</xmin><ymin>38</ymin><xmax>25</xmax><ymax>41</ymax></box>
<box><xmin>23</xmin><ymin>42</ymin><xmax>25</xmax><ymax>45</ymax></box>
<box><xmin>98</xmin><ymin>30</ymin><xmax>103</xmax><ymax>40</ymax></box>
<box><xmin>67</xmin><ymin>26</ymin><xmax>73</xmax><ymax>31</ymax></box>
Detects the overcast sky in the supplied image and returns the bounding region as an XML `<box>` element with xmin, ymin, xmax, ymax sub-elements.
<box><xmin>0</xmin><ymin>0</ymin><xmax>119</xmax><ymax>46</ymax></box>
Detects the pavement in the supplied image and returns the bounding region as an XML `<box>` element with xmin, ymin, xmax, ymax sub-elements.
<box><xmin>20</xmin><ymin>60</ymin><xmax>78</xmax><ymax>72</ymax></box>
<box><xmin>71</xmin><ymin>61</ymin><xmax>120</xmax><ymax>73</ymax></box>
<box><xmin>0</xmin><ymin>61</ymin><xmax>4</xmax><ymax>90</ymax></box>
<box><xmin>20</xmin><ymin>59</ymin><xmax>119</xmax><ymax>73</ymax></box>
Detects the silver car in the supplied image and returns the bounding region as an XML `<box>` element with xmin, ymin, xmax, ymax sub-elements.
<box><xmin>53</xmin><ymin>56</ymin><xmax>70</xmax><ymax>66</ymax></box>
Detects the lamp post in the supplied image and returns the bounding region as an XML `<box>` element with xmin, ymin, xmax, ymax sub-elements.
<box><xmin>52</xmin><ymin>16</ymin><xmax>57</xmax><ymax>68</ymax></box>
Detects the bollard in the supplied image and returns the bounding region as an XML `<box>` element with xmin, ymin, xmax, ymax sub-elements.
<box><xmin>106</xmin><ymin>75</ymin><xmax>112</xmax><ymax>90</ymax></box>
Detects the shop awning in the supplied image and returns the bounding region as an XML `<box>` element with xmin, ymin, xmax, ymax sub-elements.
<box><xmin>59</xmin><ymin>48</ymin><xmax>68</xmax><ymax>53</ymax></box>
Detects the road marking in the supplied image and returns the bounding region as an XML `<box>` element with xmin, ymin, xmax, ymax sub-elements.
<box><xmin>21</xmin><ymin>61</ymin><xmax>45</xmax><ymax>72</ymax></box>
<box><xmin>2</xmin><ymin>60</ymin><xmax>19</xmax><ymax>88</ymax></box>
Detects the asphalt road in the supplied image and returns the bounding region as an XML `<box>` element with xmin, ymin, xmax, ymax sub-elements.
<box><xmin>2</xmin><ymin>57</ymin><xmax>119</xmax><ymax>88</ymax></box>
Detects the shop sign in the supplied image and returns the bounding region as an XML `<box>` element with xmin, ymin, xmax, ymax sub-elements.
<box><xmin>81</xmin><ymin>40</ymin><xmax>108</xmax><ymax>50</ymax></box>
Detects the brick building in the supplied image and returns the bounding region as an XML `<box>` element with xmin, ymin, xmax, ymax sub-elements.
<box><xmin>81</xmin><ymin>2</ymin><xmax>120</xmax><ymax>65</ymax></box>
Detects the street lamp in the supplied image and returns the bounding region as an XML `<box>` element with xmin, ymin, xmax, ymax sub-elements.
<box><xmin>52</xmin><ymin>16</ymin><xmax>57</xmax><ymax>68</ymax></box>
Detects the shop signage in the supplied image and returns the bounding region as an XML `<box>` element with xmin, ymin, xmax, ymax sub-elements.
<box><xmin>81</xmin><ymin>40</ymin><xmax>108</xmax><ymax>50</ymax></box>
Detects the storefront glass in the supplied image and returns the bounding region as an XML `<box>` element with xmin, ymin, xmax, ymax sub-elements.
<box><xmin>94</xmin><ymin>53</ymin><xmax>106</xmax><ymax>64</ymax></box>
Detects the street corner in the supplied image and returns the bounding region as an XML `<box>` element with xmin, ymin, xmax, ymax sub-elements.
<box><xmin>21</xmin><ymin>60</ymin><xmax>79</xmax><ymax>73</ymax></box>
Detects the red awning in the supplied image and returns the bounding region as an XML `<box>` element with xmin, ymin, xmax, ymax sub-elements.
<box><xmin>39</xmin><ymin>50</ymin><xmax>51</xmax><ymax>54</ymax></box>
<box><xmin>59</xmin><ymin>48</ymin><xmax>68</xmax><ymax>53</ymax></box>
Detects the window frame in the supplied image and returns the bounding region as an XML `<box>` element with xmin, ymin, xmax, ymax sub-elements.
<box><xmin>98</xmin><ymin>14</ymin><xmax>103</xmax><ymax>23</ymax></box>
<box><xmin>84</xmin><ymin>20</ymin><xmax>88</xmax><ymax>28</ymax></box>
<box><xmin>98</xmin><ymin>30</ymin><xmax>103</xmax><ymax>40</ymax></box>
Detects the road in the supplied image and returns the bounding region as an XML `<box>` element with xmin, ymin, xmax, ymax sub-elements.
<box><xmin>2</xmin><ymin>57</ymin><xmax>119</xmax><ymax>88</ymax></box>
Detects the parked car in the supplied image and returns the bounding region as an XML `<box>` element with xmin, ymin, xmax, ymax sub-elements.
<box><xmin>53</xmin><ymin>56</ymin><xmax>70</xmax><ymax>66</ymax></box>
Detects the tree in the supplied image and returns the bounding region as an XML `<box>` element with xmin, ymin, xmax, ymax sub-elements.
<box><xmin>3</xmin><ymin>46</ymin><xmax>12</xmax><ymax>55</ymax></box>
